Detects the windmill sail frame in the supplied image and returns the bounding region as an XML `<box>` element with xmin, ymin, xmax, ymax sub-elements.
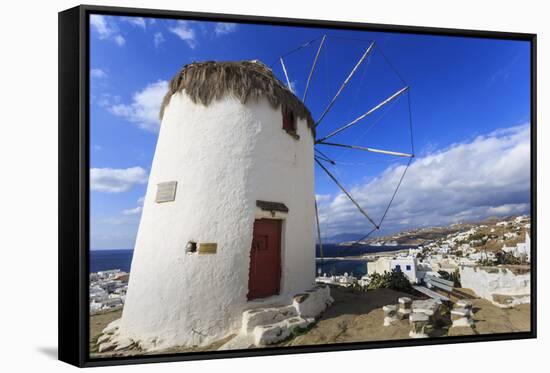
<box><xmin>275</xmin><ymin>34</ymin><xmax>415</xmax><ymax>254</ymax></box>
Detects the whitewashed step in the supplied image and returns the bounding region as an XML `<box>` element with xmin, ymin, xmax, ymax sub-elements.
<box><xmin>253</xmin><ymin>316</ymin><xmax>313</xmax><ymax>346</ymax></box>
<box><xmin>241</xmin><ymin>305</ymin><xmax>298</xmax><ymax>334</ymax></box>
<box><xmin>218</xmin><ymin>286</ymin><xmax>332</xmax><ymax>350</ymax></box>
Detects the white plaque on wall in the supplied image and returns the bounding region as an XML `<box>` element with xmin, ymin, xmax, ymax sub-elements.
<box><xmin>156</xmin><ymin>181</ymin><xmax>177</xmax><ymax>203</ymax></box>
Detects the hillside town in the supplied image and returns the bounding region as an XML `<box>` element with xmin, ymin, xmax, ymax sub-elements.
<box><xmin>89</xmin><ymin>269</ymin><xmax>129</xmax><ymax>314</ymax></box>
<box><xmin>316</xmin><ymin>215</ymin><xmax>531</xmax><ymax>308</ymax></box>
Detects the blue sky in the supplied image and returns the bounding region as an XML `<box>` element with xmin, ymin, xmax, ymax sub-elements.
<box><xmin>89</xmin><ymin>14</ymin><xmax>531</xmax><ymax>250</ymax></box>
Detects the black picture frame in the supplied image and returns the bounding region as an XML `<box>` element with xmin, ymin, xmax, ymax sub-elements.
<box><xmin>58</xmin><ymin>4</ymin><xmax>537</xmax><ymax>368</ymax></box>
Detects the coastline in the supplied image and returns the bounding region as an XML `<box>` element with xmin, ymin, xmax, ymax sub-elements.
<box><xmin>316</xmin><ymin>248</ymin><xmax>411</xmax><ymax>261</ymax></box>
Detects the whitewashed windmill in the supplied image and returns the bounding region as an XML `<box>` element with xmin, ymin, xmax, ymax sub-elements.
<box><xmin>98</xmin><ymin>36</ymin><xmax>413</xmax><ymax>352</ymax></box>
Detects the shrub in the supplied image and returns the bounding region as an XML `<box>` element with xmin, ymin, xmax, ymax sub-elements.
<box><xmin>367</xmin><ymin>269</ymin><xmax>413</xmax><ymax>293</ymax></box>
<box><xmin>349</xmin><ymin>281</ymin><xmax>367</xmax><ymax>293</ymax></box>
<box><xmin>437</xmin><ymin>269</ymin><xmax>461</xmax><ymax>287</ymax></box>
<box><xmin>477</xmin><ymin>258</ymin><xmax>495</xmax><ymax>266</ymax></box>
<box><xmin>495</xmin><ymin>251</ymin><xmax>523</xmax><ymax>265</ymax></box>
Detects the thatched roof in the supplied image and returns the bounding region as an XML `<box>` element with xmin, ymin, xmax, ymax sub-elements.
<box><xmin>159</xmin><ymin>60</ymin><xmax>314</xmax><ymax>136</ymax></box>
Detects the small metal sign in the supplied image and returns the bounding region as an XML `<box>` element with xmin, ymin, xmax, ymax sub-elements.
<box><xmin>198</xmin><ymin>243</ymin><xmax>217</xmax><ymax>254</ymax></box>
<box><xmin>155</xmin><ymin>181</ymin><xmax>177</xmax><ymax>203</ymax></box>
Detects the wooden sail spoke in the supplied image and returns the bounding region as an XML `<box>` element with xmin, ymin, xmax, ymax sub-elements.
<box><xmin>280</xmin><ymin>57</ymin><xmax>293</xmax><ymax>93</ymax></box>
<box><xmin>318</xmin><ymin>142</ymin><xmax>413</xmax><ymax>158</ymax></box>
<box><xmin>303</xmin><ymin>35</ymin><xmax>326</xmax><ymax>104</ymax></box>
<box><xmin>351</xmin><ymin>227</ymin><xmax>378</xmax><ymax>246</ymax></box>
<box><xmin>315</xmin><ymin>158</ymin><xmax>378</xmax><ymax>229</ymax></box>
<box><xmin>315</xmin><ymin>148</ymin><xmax>336</xmax><ymax>164</ymax></box>
<box><xmin>314</xmin><ymin>155</ymin><xmax>335</xmax><ymax>166</ymax></box>
<box><xmin>315</xmin><ymin>199</ymin><xmax>324</xmax><ymax>260</ymax></box>
<box><xmin>316</xmin><ymin>86</ymin><xmax>409</xmax><ymax>143</ymax></box>
<box><xmin>315</xmin><ymin>42</ymin><xmax>375</xmax><ymax>128</ymax></box>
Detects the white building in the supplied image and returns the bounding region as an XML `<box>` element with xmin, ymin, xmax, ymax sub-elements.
<box><xmin>469</xmin><ymin>251</ymin><xmax>495</xmax><ymax>262</ymax></box>
<box><xmin>112</xmin><ymin>61</ymin><xmax>330</xmax><ymax>351</ymax></box>
<box><xmin>436</xmin><ymin>245</ymin><xmax>451</xmax><ymax>254</ymax></box>
<box><xmin>503</xmin><ymin>232</ymin><xmax>531</xmax><ymax>262</ymax></box>
<box><xmin>411</xmin><ymin>246</ymin><xmax>423</xmax><ymax>255</ymax></box>
<box><xmin>89</xmin><ymin>286</ymin><xmax>107</xmax><ymax>302</ymax></box>
<box><xmin>428</xmin><ymin>255</ymin><xmax>458</xmax><ymax>273</ymax></box>
<box><xmin>504</xmin><ymin>232</ymin><xmax>519</xmax><ymax>239</ymax></box>
<box><xmin>515</xmin><ymin>215</ymin><xmax>529</xmax><ymax>223</ymax></box>
<box><xmin>367</xmin><ymin>256</ymin><xmax>421</xmax><ymax>283</ymax></box>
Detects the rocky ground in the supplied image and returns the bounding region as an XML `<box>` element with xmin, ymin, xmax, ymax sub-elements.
<box><xmin>446</xmin><ymin>288</ymin><xmax>530</xmax><ymax>336</ymax></box>
<box><xmin>89</xmin><ymin>286</ymin><xmax>530</xmax><ymax>358</ymax></box>
<box><xmin>89</xmin><ymin>308</ymin><xmax>122</xmax><ymax>354</ymax></box>
<box><xmin>278</xmin><ymin>288</ymin><xmax>419</xmax><ymax>345</ymax></box>
<box><xmin>89</xmin><ymin>308</ymin><xmax>234</xmax><ymax>358</ymax></box>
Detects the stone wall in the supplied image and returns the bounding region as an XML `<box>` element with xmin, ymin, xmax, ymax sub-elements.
<box><xmin>459</xmin><ymin>265</ymin><xmax>530</xmax><ymax>308</ymax></box>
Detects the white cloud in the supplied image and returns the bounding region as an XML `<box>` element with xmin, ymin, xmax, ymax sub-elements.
<box><xmin>169</xmin><ymin>21</ymin><xmax>197</xmax><ymax>48</ymax></box>
<box><xmin>91</xmin><ymin>213</ymin><xmax>141</xmax><ymax>249</ymax></box>
<box><xmin>214</xmin><ymin>22</ymin><xmax>238</xmax><ymax>36</ymax></box>
<box><xmin>97</xmin><ymin>93</ymin><xmax>121</xmax><ymax>108</ymax></box>
<box><xmin>123</xmin><ymin>17</ymin><xmax>146</xmax><ymax>29</ymax></box>
<box><xmin>90</xmin><ymin>68</ymin><xmax>107</xmax><ymax>79</ymax></box>
<box><xmin>315</xmin><ymin>194</ymin><xmax>331</xmax><ymax>203</ymax></box>
<box><xmin>90</xmin><ymin>15</ymin><xmax>111</xmax><ymax>38</ymax></box>
<box><xmin>154</xmin><ymin>32</ymin><xmax>165</xmax><ymax>47</ymax></box>
<box><xmin>122</xmin><ymin>195</ymin><xmax>146</xmax><ymax>215</ymax></box>
<box><xmin>122</xmin><ymin>206</ymin><xmax>143</xmax><ymax>215</ymax></box>
<box><xmin>317</xmin><ymin>124</ymin><xmax>531</xmax><ymax>238</ymax></box>
<box><xmin>114</xmin><ymin>35</ymin><xmax>126</xmax><ymax>46</ymax></box>
<box><xmin>109</xmin><ymin>80</ymin><xmax>168</xmax><ymax>131</ymax></box>
<box><xmin>91</xmin><ymin>167</ymin><xmax>148</xmax><ymax>193</ymax></box>
<box><xmin>90</xmin><ymin>15</ymin><xmax>125</xmax><ymax>46</ymax></box>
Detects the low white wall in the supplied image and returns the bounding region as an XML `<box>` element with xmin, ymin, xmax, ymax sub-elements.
<box><xmin>459</xmin><ymin>266</ymin><xmax>530</xmax><ymax>307</ymax></box>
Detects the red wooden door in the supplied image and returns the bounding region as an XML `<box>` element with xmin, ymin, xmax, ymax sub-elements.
<box><xmin>247</xmin><ymin>219</ymin><xmax>282</xmax><ymax>300</ymax></box>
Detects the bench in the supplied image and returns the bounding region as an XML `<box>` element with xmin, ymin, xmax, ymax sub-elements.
<box><xmin>412</xmin><ymin>286</ymin><xmax>450</xmax><ymax>302</ymax></box>
<box><xmin>420</xmin><ymin>275</ymin><xmax>455</xmax><ymax>301</ymax></box>
<box><xmin>424</xmin><ymin>275</ymin><xmax>454</xmax><ymax>293</ymax></box>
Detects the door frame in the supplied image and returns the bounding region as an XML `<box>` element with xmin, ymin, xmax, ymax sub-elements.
<box><xmin>247</xmin><ymin>213</ymin><xmax>286</xmax><ymax>301</ymax></box>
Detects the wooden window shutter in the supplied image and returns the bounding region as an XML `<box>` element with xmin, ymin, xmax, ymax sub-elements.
<box><xmin>282</xmin><ymin>106</ymin><xmax>299</xmax><ymax>139</ymax></box>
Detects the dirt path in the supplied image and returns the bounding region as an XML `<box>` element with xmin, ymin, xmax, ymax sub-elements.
<box><xmin>447</xmin><ymin>288</ymin><xmax>530</xmax><ymax>336</ymax></box>
<box><xmin>281</xmin><ymin>287</ymin><xmax>417</xmax><ymax>346</ymax></box>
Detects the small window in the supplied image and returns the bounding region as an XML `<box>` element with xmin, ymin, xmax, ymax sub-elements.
<box><xmin>406</xmin><ymin>265</ymin><xmax>412</xmax><ymax>271</ymax></box>
<box><xmin>282</xmin><ymin>108</ymin><xmax>299</xmax><ymax>139</ymax></box>
<box><xmin>395</xmin><ymin>265</ymin><xmax>401</xmax><ymax>272</ymax></box>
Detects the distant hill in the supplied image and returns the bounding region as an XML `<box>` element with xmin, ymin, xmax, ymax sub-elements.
<box><xmin>322</xmin><ymin>215</ymin><xmax>530</xmax><ymax>246</ymax></box>
<box><xmin>323</xmin><ymin>233</ymin><xmax>365</xmax><ymax>244</ymax></box>
<box><xmin>360</xmin><ymin>214</ymin><xmax>530</xmax><ymax>248</ymax></box>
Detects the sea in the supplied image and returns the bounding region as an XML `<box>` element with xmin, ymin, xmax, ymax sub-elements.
<box><xmin>90</xmin><ymin>249</ymin><xmax>133</xmax><ymax>273</ymax></box>
<box><xmin>90</xmin><ymin>244</ymin><xmax>413</xmax><ymax>278</ymax></box>
<box><xmin>315</xmin><ymin>244</ymin><xmax>413</xmax><ymax>278</ymax></box>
